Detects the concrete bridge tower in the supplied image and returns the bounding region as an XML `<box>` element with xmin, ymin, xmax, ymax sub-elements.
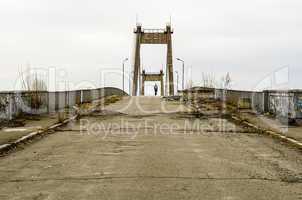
<box><xmin>132</xmin><ymin>23</ymin><xmax>174</xmax><ymax>96</ymax></box>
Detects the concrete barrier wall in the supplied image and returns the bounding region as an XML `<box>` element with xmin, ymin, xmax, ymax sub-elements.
<box><xmin>18</xmin><ymin>92</ymin><xmax>31</xmax><ymax>114</ymax></box>
<box><xmin>0</xmin><ymin>93</ymin><xmax>9</xmax><ymax>119</ymax></box>
<box><xmin>0</xmin><ymin>87</ymin><xmax>127</xmax><ymax>121</ymax></box>
<box><xmin>252</xmin><ymin>92</ymin><xmax>264</xmax><ymax>113</ymax></box>
<box><xmin>57</xmin><ymin>92</ymin><xmax>66</xmax><ymax>111</ymax></box>
<box><xmin>48</xmin><ymin>92</ymin><xmax>56</xmax><ymax>113</ymax></box>
<box><xmin>294</xmin><ymin>92</ymin><xmax>302</xmax><ymax>119</ymax></box>
<box><xmin>266</xmin><ymin>90</ymin><xmax>302</xmax><ymax>119</ymax></box>
<box><xmin>182</xmin><ymin>87</ymin><xmax>302</xmax><ymax>119</ymax></box>
<box><xmin>82</xmin><ymin>90</ymin><xmax>91</xmax><ymax>103</ymax></box>
<box><xmin>91</xmin><ymin>89</ymin><xmax>99</xmax><ymax>101</ymax></box>
<box><xmin>67</xmin><ymin>91</ymin><xmax>77</xmax><ymax>108</ymax></box>
<box><xmin>104</xmin><ymin>87</ymin><xmax>127</xmax><ymax>96</ymax></box>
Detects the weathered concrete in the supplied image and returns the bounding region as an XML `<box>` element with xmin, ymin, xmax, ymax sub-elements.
<box><xmin>132</xmin><ymin>24</ymin><xmax>174</xmax><ymax>96</ymax></box>
<box><xmin>182</xmin><ymin>87</ymin><xmax>302</xmax><ymax>120</ymax></box>
<box><xmin>0</xmin><ymin>87</ymin><xmax>127</xmax><ymax>121</ymax></box>
<box><xmin>0</xmin><ymin>114</ymin><xmax>59</xmax><ymax>146</ymax></box>
<box><xmin>141</xmin><ymin>70</ymin><xmax>164</xmax><ymax>96</ymax></box>
<box><xmin>0</xmin><ymin>97</ymin><xmax>301</xmax><ymax>199</ymax></box>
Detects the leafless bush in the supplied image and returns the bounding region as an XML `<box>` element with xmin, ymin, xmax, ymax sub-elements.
<box><xmin>201</xmin><ymin>73</ymin><xmax>216</xmax><ymax>88</ymax></box>
<box><xmin>201</xmin><ymin>72</ymin><xmax>232</xmax><ymax>89</ymax></box>
<box><xmin>186</xmin><ymin>79</ymin><xmax>194</xmax><ymax>89</ymax></box>
<box><xmin>19</xmin><ymin>66</ymin><xmax>47</xmax><ymax>110</ymax></box>
<box><xmin>220</xmin><ymin>72</ymin><xmax>232</xmax><ymax>89</ymax></box>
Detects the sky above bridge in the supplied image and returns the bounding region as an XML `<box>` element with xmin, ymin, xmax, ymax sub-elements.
<box><xmin>0</xmin><ymin>0</ymin><xmax>301</xmax><ymax>92</ymax></box>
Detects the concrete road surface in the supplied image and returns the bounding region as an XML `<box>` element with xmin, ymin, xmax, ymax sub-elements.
<box><xmin>0</xmin><ymin>96</ymin><xmax>302</xmax><ymax>199</ymax></box>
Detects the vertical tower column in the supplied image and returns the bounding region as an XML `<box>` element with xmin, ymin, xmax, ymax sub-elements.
<box><xmin>165</xmin><ymin>62</ymin><xmax>168</xmax><ymax>96</ymax></box>
<box><xmin>132</xmin><ymin>25</ymin><xmax>141</xmax><ymax>96</ymax></box>
<box><xmin>141</xmin><ymin>79</ymin><xmax>145</xmax><ymax>96</ymax></box>
<box><xmin>166</xmin><ymin>25</ymin><xmax>174</xmax><ymax>96</ymax></box>
<box><xmin>141</xmin><ymin>70</ymin><xmax>145</xmax><ymax>96</ymax></box>
<box><xmin>160</xmin><ymin>70</ymin><xmax>164</xmax><ymax>96</ymax></box>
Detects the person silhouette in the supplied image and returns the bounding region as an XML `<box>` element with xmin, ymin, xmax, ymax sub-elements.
<box><xmin>154</xmin><ymin>84</ymin><xmax>158</xmax><ymax>96</ymax></box>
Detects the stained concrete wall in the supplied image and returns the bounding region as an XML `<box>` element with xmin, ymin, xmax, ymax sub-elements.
<box><xmin>0</xmin><ymin>93</ymin><xmax>9</xmax><ymax>119</ymax></box>
<box><xmin>91</xmin><ymin>89</ymin><xmax>99</xmax><ymax>101</ymax></box>
<box><xmin>294</xmin><ymin>93</ymin><xmax>302</xmax><ymax>118</ymax></box>
<box><xmin>57</xmin><ymin>92</ymin><xmax>66</xmax><ymax>111</ymax></box>
<box><xmin>182</xmin><ymin>87</ymin><xmax>302</xmax><ymax>119</ymax></box>
<box><xmin>81</xmin><ymin>90</ymin><xmax>91</xmax><ymax>103</ymax></box>
<box><xmin>214</xmin><ymin>89</ymin><xmax>264</xmax><ymax>113</ymax></box>
<box><xmin>48</xmin><ymin>92</ymin><xmax>56</xmax><ymax>113</ymax></box>
<box><xmin>0</xmin><ymin>87</ymin><xmax>127</xmax><ymax>120</ymax></box>
<box><xmin>252</xmin><ymin>92</ymin><xmax>265</xmax><ymax>113</ymax></box>
<box><xmin>67</xmin><ymin>91</ymin><xmax>77</xmax><ymax>108</ymax></box>
<box><xmin>265</xmin><ymin>90</ymin><xmax>302</xmax><ymax>119</ymax></box>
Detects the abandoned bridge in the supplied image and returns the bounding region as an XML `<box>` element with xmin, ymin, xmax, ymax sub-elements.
<box><xmin>0</xmin><ymin>95</ymin><xmax>301</xmax><ymax>199</ymax></box>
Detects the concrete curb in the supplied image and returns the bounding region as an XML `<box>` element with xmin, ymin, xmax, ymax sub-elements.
<box><xmin>0</xmin><ymin>115</ymin><xmax>78</xmax><ymax>154</ymax></box>
<box><xmin>231</xmin><ymin>115</ymin><xmax>302</xmax><ymax>150</ymax></box>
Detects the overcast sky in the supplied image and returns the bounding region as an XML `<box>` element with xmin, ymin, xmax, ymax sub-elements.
<box><xmin>0</xmin><ymin>0</ymin><xmax>301</xmax><ymax>92</ymax></box>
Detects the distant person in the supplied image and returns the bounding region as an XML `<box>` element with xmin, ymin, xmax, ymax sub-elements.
<box><xmin>154</xmin><ymin>84</ymin><xmax>158</xmax><ymax>96</ymax></box>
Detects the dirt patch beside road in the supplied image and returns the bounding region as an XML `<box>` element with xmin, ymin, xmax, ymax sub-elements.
<box><xmin>0</xmin><ymin>114</ymin><xmax>59</xmax><ymax>145</ymax></box>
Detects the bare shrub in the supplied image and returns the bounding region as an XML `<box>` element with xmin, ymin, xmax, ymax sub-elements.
<box><xmin>220</xmin><ymin>72</ymin><xmax>232</xmax><ymax>89</ymax></box>
<box><xmin>19</xmin><ymin>66</ymin><xmax>47</xmax><ymax>110</ymax></box>
<box><xmin>201</xmin><ymin>73</ymin><xmax>216</xmax><ymax>88</ymax></box>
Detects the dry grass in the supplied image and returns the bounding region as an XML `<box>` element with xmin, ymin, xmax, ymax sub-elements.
<box><xmin>104</xmin><ymin>95</ymin><xmax>122</xmax><ymax>105</ymax></box>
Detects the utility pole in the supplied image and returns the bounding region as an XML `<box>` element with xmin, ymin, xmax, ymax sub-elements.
<box><xmin>176</xmin><ymin>58</ymin><xmax>185</xmax><ymax>90</ymax></box>
<box><xmin>175</xmin><ymin>71</ymin><xmax>179</xmax><ymax>92</ymax></box>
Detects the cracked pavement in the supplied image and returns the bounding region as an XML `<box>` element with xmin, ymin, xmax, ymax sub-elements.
<box><xmin>0</xmin><ymin>96</ymin><xmax>302</xmax><ymax>199</ymax></box>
